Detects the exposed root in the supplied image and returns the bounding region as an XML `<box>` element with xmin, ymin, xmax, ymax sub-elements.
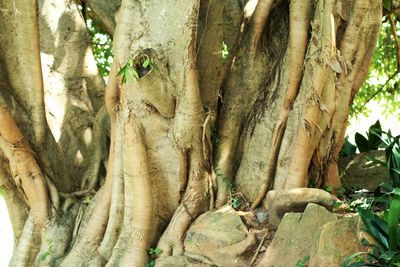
<box><xmin>251</xmin><ymin>0</ymin><xmax>313</xmax><ymax>209</ymax></box>
<box><xmin>284</xmin><ymin>0</ymin><xmax>336</xmax><ymax>189</ymax></box>
<box><xmin>97</xmin><ymin>115</ymin><xmax>125</xmax><ymax>262</ymax></box>
<box><xmin>0</xmin><ymin>106</ymin><xmax>50</xmax><ymax>228</ymax></box>
<box><xmin>178</xmin><ymin>151</ymin><xmax>189</xmax><ymax>201</ymax></box>
<box><xmin>158</xmin><ymin>14</ymin><xmax>208</xmax><ymax>255</ymax></box>
<box><xmin>0</xmin><ymin>159</ymin><xmax>29</xmax><ymax>242</ymax></box>
<box><xmin>249</xmin><ymin>0</ymin><xmax>275</xmax><ymax>54</ymax></box>
<box><xmin>9</xmin><ymin>214</ymin><xmax>41</xmax><ymax>266</ymax></box>
<box><xmin>324</xmin><ymin>0</ymin><xmax>382</xmax><ymax>187</ymax></box>
<box><xmin>118</xmin><ymin>119</ymin><xmax>153</xmax><ymax>266</ymax></box>
<box><xmin>80</xmin><ymin>107</ymin><xmax>110</xmax><ymax>190</ymax></box>
<box><xmin>36</xmin><ymin>206</ymin><xmax>79</xmax><ymax>266</ymax></box>
<box><xmin>60</xmin><ymin>173</ymin><xmax>112</xmax><ymax>266</ymax></box>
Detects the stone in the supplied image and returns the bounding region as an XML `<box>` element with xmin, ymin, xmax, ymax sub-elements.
<box><xmin>264</xmin><ymin>188</ymin><xmax>336</xmax><ymax>227</ymax></box>
<box><xmin>155</xmin><ymin>256</ymin><xmax>212</xmax><ymax>267</ymax></box>
<box><xmin>184</xmin><ymin>205</ymin><xmax>256</xmax><ymax>267</ymax></box>
<box><xmin>258</xmin><ymin>203</ymin><xmax>338</xmax><ymax>267</ymax></box>
<box><xmin>339</xmin><ymin>150</ymin><xmax>390</xmax><ymax>191</ymax></box>
<box><xmin>309</xmin><ymin>216</ymin><xmax>372</xmax><ymax>267</ymax></box>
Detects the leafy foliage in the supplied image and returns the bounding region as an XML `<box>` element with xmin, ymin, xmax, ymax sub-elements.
<box><xmin>354</xmin><ymin>121</ymin><xmax>383</xmax><ymax>153</ymax></box>
<box><xmin>342</xmin><ymin>123</ymin><xmax>400</xmax><ymax>266</ymax></box>
<box><xmin>86</xmin><ymin>19</ymin><xmax>113</xmax><ymax>78</ymax></box>
<box><xmin>343</xmin><ymin>197</ymin><xmax>400</xmax><ymax>267</ymax></box>
<box><xmin>118</xmin><ymin>54</ymin><xmax>157</xmax><ymax>84</ymax></box>
<box><xmin>340</xmin><ymin>120</ymin><xmax>383</xmax><ymax>159</ymax></box>
<box><xmin>146</xmin><ymin>247</ymin><xmax>162</xmax><ymax>267</ymax></box>
<box><xmin>351</xmin><ymin>14</ymin><xmax>400</xmax><ymax>119</ymax></box>
<box><xmin>296</xmin><ymin>256</ymin><xmax>310</xmax><ymax>267</ymax></box>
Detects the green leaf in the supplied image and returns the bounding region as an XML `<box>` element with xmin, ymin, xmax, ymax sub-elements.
<box><xmin>358</xmin><ymin>208</ymin><xmax>389</xmax><ymax>249</ymax></box>
<box><xmin>380</xmin><ymin>250</ymin><xmax>396</xmax><ymax>261</ymax></box>
<box><xmin>368</xmin><ymin>120</ymin><xmax>382</xmax><ymax>150</ymax></box>
<box><xmin>334</xmin><ymin>201</ymin><xmax>343</xmax><ymax>208</ymax></box>
<box><xmin>383</xmin><ymin>0</ymin><xmax>392</xmax><ymax>11</ymax></box>
<box><xmin>341</xmin><ymin>252</ymin><xmax>371</xmax><ymax>267</ymax></box>
<box><xmin>378</xmin><ymin>182</ymin><xmax>394</xmax><ymax>192</ymax></box>
<box><xmin>355</xmin><ymin>133</ymin><xmax>369</xmax><ymax>152</ymax></box>
<box><xmin>341</xmin><ymin>138</ymin><xmax>357</xmax><ymax>158</ymax></box>
<box><xmin>387</xmin><ymin>196</ymin><xmax>400</xmax><ymax>250</ymax></box>
<box><xmin>146</xmin><ymin>260</ymin><xmax>155</xmax><ymax>267</ymax></box>
<box><xmin>393</xmin><ymin>188</ymin><xmax>400</xmax><ymax>196</ymax></box>
<box><xmin>143</xmin><ymin>58</ymin><xmax>150</xmax><ymax>68</ymax></box>
<box><xmin>126</xmin><ymin>66</ymin><xmax>139</xmax><ymax>80</ymax></box>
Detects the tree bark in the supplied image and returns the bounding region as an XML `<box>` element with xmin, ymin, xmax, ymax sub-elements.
<box><xmin>0</xmin><ymin>0</ymin><xmax>382</xmax><ymax>265</ymax></box>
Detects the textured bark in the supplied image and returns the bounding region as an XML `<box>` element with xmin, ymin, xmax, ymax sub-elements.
<box><xmin>0</xmin><ymin>0</ymin><xmax>382</xmax><ymax>265</ymax></box>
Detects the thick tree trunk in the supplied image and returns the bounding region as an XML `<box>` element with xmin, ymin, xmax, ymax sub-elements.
<box><xmin>0</xmin><ymin>0</ymin><xmax>381</xmax><ymax>266</ymax></box>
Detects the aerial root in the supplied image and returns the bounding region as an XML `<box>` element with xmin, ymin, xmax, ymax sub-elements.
<box><xmin>251</xmin><ymin>0</ymin><xmax>313</xmax><ymax>209</ymax></box>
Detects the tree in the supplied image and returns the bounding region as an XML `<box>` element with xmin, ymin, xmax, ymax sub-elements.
<box><xmin>351</xmin><ymin>4</ymin><xmax>400</xmax><ymax>118</ymax></box>
<box><xmin>0</xmin><ymin>0</ymin><xmax>383</xmax><ymax>266</ymax></box>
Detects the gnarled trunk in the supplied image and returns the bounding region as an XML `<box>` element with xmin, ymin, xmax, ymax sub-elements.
<box><xmin>0</xmin><ymin>0</ymin><xmax>381</xmax><ymax>266</ymax></box>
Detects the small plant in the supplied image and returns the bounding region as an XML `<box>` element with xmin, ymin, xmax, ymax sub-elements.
<box><xmin>214</xmin><ymin>167</ymin><xmax>244</xmax><ymax>209</ymax></box>
<box><xmin>354</xmin><ymin>120</ymin><xmax>383</xmax><ymax>153</ymax></box>
<box><xmin>340</xmin><ymin>120</ymin><xmax>382</xmax><ymax>158</ymax></box>
<box><xmin>118</xmin><ymin>54</ymin><xmax>157</xmax><ymax>84</ymax></box>
<box><xmin>342</xmin><ymin>123</ymin><xmax>400</xmax><ymax>267</ymax></box>
<box><xmin>296</xmin><ymin>255</ymin><xmax>310</xmax><ymax>267</ymax></box>
<box><xmin>146</xmin><ymin>247</ymin><xmax>162</xmax><ymax>267</ymax></box>
<box><xmin>342</xmin><ymin>196</ymin><xmax>400</xmax><ymax>266</ymax></box>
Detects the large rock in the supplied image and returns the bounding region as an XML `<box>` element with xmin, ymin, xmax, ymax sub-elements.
<box><xmin>184</xmin><ymin>205</ymin><xmax>256</xmax><ymax>267</ymax></box>
<box><xmin>309</xmin><ymin>216</ymin><xmax>372</xmax><ymax>266</ymax></box>
<box><xmin>258</xmin><ymin>203</ymin><xmax>338</xmax><ymax>267</ymax></box>
<box><xmin>264</xmin><ymin>188</ymin><xmax>336</xmax><ymax>227</ymax></box>
<box><xmin>340</xmin><ymin>150</ymin><xmax>390</xmax><ymax>190</ymax></box>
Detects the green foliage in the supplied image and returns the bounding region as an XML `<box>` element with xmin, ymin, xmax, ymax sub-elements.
<box><xmin>342</xmin><ymin>196</ymin><xmax>400</xmax><ymax>266</ymax></box>
<box><xmin>351</xmin><ymin>17</ymin><xmax>400</xmax><ymax>118</ymax></box>
<box><xmin>354</xmin><ymin>121</ymin><xmax>383</xmax><ymax>153</ymax></box>
<box><xmin>86</xmin><ymin>19</ymin><xmax>113</xmax><ymax>78</ymax></box>
<box><xmin>342</xmin><ymin>125</ymin><xmax>400</xmax><ymax>266</ymax></box>
<box><xmin>383</xmin><ymin>0</ymin><xmax>393</xmax><ymax>12</ymax></box>
<box><xmin>146</xmin><ymin>247</ymin><xmax>162</xmax><ymax>267</ymax></box>
<box><xmin>340</xmin><ymin>120</ymin><xmax>382</xmax><ymax>159</ymax></box>
<box><xmin>341</xmin><ymin>137</ymin><xmax>358</xmax><ymax>158</ymax></box>
<box><xmin>383</xmin><ymin>132</ymin><xmax>400</xmax><ymax>188</ymax></box>
<box><xmin>214</xmin><ymin>167</ymin><xmax>244</xmax><ymax>209</ymax></box>
<box><xmin>118</xmin><ymin>54</ymin><xmax>157</xmax><ymax>84</ymax></box>
<box><xmin>358</xmin><ymin>199</ymin><xmax>399</xmax><ymax>266</ymax></box>
<box><xmin>296</xmin><ymin>256</ymin><xmax>310</xmax><ymax>267</ymax></box>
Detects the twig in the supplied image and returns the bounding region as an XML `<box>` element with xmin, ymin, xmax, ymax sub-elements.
<box><xmin>359</xmin><ymin>70</ymin><xmax>399</xmax><ymax>110</ymax></box>
<box><xmin>249</xmin><ymin>230</ymin><xmax>269</xmax><ymax>267</ymax></box>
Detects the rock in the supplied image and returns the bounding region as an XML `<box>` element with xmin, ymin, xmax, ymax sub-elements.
<box><xmin>340</xmin><ymin>150</ymin><xmax>390</xmax><ymax>191</ymax></box>
<box><xmin>255</xmin><ymin>211</ymin><xmax>268</xmax><ymax>223</ymax></box>
<box><xmin>184</xmin><ymin>205</ymin><xmax>256</xmax><ymax>267</ymax></box>
<box><xmin>258</xmin><ymin>203</ymin><xmax>338</xmax><ymax>267</ymax></box>
<box><xmin>309</xmin><ymin>216</ymin><xmax>372</xmax><ymax>266</ymax></box>
<box><xmin>155</xmin><ymin>256</ymin><xmax>212</xmax><ymax>267</ymax></box>
<box><xmin>264</xmin><ymin>188</ymin><xmax>336</xmax><ymax>227</ymax></box>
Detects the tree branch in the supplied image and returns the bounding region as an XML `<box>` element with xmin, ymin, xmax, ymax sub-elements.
<box><xmin>359</xmin><ymin>70</ymin><xmax>400</xmax><ymax>110</ymax></box>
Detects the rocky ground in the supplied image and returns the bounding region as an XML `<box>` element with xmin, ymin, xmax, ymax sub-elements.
<box><xmin>155</xmin><ymin>151</ymin><xmax>386</xmax><ymax>267</ymax></box>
